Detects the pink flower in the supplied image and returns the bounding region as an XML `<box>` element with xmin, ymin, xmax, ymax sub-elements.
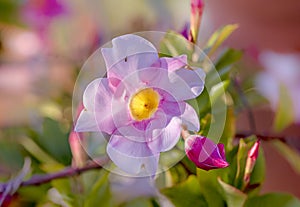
<box><xmin>190</xmin><ymin>0</ymin><xmax>204</xmax><ymax>42</ymax></box>
<box><xmin>75</xmin><ymin>34</ymin><xmax>205</xmax><ymax>175</ymax></box>
<box><xmin>244</xmin><ymin>140</ymin><xmax>260</xmax><ymax>183</ymax></box>
<box><xmin>185</xmin><ymin>135</ymin><xmax>229</xmax><ymax>170</ymax></box>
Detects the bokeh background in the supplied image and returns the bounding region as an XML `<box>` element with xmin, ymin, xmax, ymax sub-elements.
<box><xmin>0</xmin><ymin>0</ymin><xmax>299</xmax><ymax>202</ymax></box>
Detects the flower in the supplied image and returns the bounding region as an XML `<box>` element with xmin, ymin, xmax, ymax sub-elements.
<box><xmin>190</xmin><ymin>0</ymin><xmax>204</xmax><ymax>43</ymax></box>
<box><xmin>75</xmin><ymin>34</ymin><xmax>205</xmax><ymax>175</ymax></box>
<box><xmin>244</xmin><ymin>140</ymin><xmax>260</xmax><ymax>183</ymax></box>
<box><xmin>185</xmin><ymin>135</ymin><xmax>229</xmax><ymax>170</ymax></box>
<box><xmin>256</xmin><ymin>51</ymin><xmax>300</xmax><ymax>123</ymax></box>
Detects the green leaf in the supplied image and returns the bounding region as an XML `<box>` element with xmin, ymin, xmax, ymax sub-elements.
<box><xmin>219</xmin><ymin>107</ymin><xmax>236</xmax><ymax>150</ymax></box>
<box><xmin>206</xmin><ymin>24</ymin><xmax>239</xmax><ymax>57</ymax></box>
<box><xmin>233</xmin><ymin>139</ymin><xmax>255</xmax><ymax>189</ymax></box>
<box><xmin>84</xmin><ymin>170</ymin><xmax>112</xmax><ymax>207</ymax></box>
<box><xmin>274</xmin><ymin>84</ymin><xmax>294</xmax><ymax>132</ymax></box>
<box><xmin>244</xmin><ymin>193</ymin><xmax>300</xmax><ymax>207</ymax></box>
<box><xmin>209</xmin><ymin>80</ymin><xmax>230</xmax><ymax>105</ymax></box>
<box><xmin>218</xmin><ymin>177</ymin><xmax>247</xmax><ymax>207</ymax></box>
<box><xmin>215</xmin><ymin>49</ymin><xmax>242</xmax><ymax>71</ymax></box>
<box><xmin>196</xmin><ymin>169</ymin><xmax>226</xmax><ymax>207</ymax></box>
<box><xmin>33</xmin><ymin>118</ymin><xmax>72</xmax><ymax>165</ymax></box>
<box><xmin>161</xmin><ymin>175</ymin><xmax>207</xmax><ymax>207</ymax></box>
<box><xmin>271</xmin><ymin>140</ymin><xmax>300</xmax><ymax>175</ymax></box>
<box><xmin>160</xmin><ymin>31</ymin><xmax>193</xmax><ymax>59</ymax></box>
<box><xmin>121</xmin><ymin>197</ymin><xmax>153</xmax><ymax>207</ymax></box>
<box><xmin>0</xmin><ymin>0</ymin><xmax>20</xmax><ymax>25</ymax></box>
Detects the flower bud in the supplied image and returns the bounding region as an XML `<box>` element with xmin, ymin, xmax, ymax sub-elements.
<box><xmin>189</xmin><ymin>0</ymin><xmax>204</xmax><ymax>43</ymax></box>
<box><xmin>244</xmin><ymin>140</ymin><xmax>260</xmax><ymax>183</ymax></box>
<box><xmin>185</xmin><ymin>135</ymin><xmax>229</xmax><ymax>171</ymax></box>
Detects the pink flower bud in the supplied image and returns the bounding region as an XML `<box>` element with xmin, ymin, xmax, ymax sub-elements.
<box><xmin>189</xmin><ymin>0</ymin><xmax>204</xmax><ymax>43</ymax></box>
<box><xmin>185</xmin><ymin>135</ymin><xmax>229</xmax><ymax>171</ymax></box>
<box><xmin>244</xmin><ymin>140</ymin><xmax>260</xmax><ymax>183</ymax></box>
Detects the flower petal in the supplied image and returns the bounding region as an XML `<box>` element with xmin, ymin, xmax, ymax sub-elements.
<box><xmin>107</xmin><ymin>134</ymin><xmax>159</xmax><ymax>175</ymax></box>
<box><xmin>153</xmin><ymin>55</ymin><xmax>188</xmax><ymax>72</ymax></box>
<box><xmin>180</xmin><ymin>103</ymin><xmax>200</xmax><ymax>131</ymax></box>
<box><xmin>101</xmin><ymin>34</ymin><xmax>159</xmax><ymax>81</ymax></box>
<box><xmin>75</xmin><ymin>78</ymin><xmax>116</xmax><ymax>134</ymax></box>
<box><xmin>147</xmin><ymin>117</ymin><xmax>182</xmax><ymax>153</ymax></box>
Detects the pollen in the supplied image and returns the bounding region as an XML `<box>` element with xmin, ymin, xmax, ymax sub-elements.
<box><xmin>129</xmin><ymin>88</ymin><xmax>160</xmax><ymax>121</ymax></box>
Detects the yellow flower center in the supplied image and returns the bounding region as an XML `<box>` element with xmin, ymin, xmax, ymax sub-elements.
<box><xmin>129</xmin><ymin>88</ymin><xmax>160</xmax><ymax>121</ymax></box>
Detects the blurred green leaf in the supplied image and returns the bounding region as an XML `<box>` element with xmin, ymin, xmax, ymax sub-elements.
<box><xmin>218</xmin><ymin>177</ymin><xmax>247</xmax><ymax>207</ymax></box>
<box><xmin>84</xmin><ymin>170</ymin><xmax>112</xmax><ymax>207</ymax></box>
<box><xmin>121</xmin><ymin>197</ymin><xmax>154</xmax><ymax>207</ymax></box>
<box><xmin>244</xmin><ymin>193</ymin><xmax>300</xmax><ymax>207</ymax></box>
<box><xmin>161</xmin><ymin>175</ymin><xmax>207</xmax><ymax>207</ymax></box>
<box><xmin>160</xmin><ymin>31</ymin><xmax>193</xmax><ymax>59</ymax></box>
<box><xmin>215</xmin><ymin>49</ymin><xmax>242</xmax><ymax>71</ymax></box>
<box><xmin>33</xmin><ymin>118</ymin><xmax>72</xmax><ymax>165</ymax></box>
<box><xmin>206</xmin><ymin>24</ymin><xmax>239</xmax><ymax>57</ymax></box>
<box><xmin>271</xmin><ymin>140</ymin><xmax>300</xmax><ymax>175</ymax></box>
<box><xmin>0</xmin><ymin>140</ymin><xmax>24</xmax><ymax>170</ymax></box>
<box><xmin>19</xmin><ymin>136</ymin><xmax>64</xmax><ymax>172</ymax></box>
<box><xmin>196</xmin><ymin>169</ymin><xmax>225</xmax><ymax>207</ymax></box>
<box><xmin>274</xmin><ymin>84</ymin><xmax>294</xmax><ymax>132</ymax></box>
<box><xmin>219</xmin><ymin>107</ymin><xmax>236</xmax><ymax>150</ymax></box>
<box><xmin>0</xmin><ymin>0</ymin><xmax>20</xmax><ymax>25</ymax></box>
<box><xmin>209</xmin><ymin>80</ymin><xmax>230</xmax><ymax>105</ymax></box>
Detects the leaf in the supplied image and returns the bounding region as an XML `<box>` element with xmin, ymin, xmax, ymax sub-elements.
<box><xmin>84</xmin><ymin>170</ymin><xmax>112</xmax><ymax>207</ymax></box>
<box><xmin>209</xmin><ymin>80</ymin><xmax>230</xmax><ymax>105</ymax></box>
<box><xmin>33</xmin><ymin>118</ymin><xmax>72</xmax><ymax>165</ymax></box>
<box><xmin>0</xmin><ymin>0</ymin><xmax>20</xmax><ymax>25</ymax></box>
<box><xmin>196</xmin><ymin>169</ymin><xmax>226</xmax><ymax>207</ymax></box>
<box><xmin>244</xmin><ymin>193</ymin><xmax>300</xmax><ymax>207</ymax></box>
<box><xmin>160</xmin><ymin>31</ymin><xmax>193</xmax><ymax>59</ymax></box>
<box><xmin>233</xmin><ymin>138</ymin><xmax>255</xmax><ymax>190</ymax></box>
<box><xmin>215</xmin><ymin>49</ymin><xmax>242</xmax><ymax>71</ymax></box>
<box><xmin>206</xmin><ymin>24</ymin><xmax>239</xmax><ymax>57</ymax></box>
<box><xmin>274</xmin><ymin>84</ymin><xmax>294</xmax><ymax>132</ymax></box>
<box><xmin>271</xmin><ymin>140</ymin><xmax>300</xmax><ymax>175</ymax></box>
<box><xmin>121</xmin><ymin>197</ymin><xmax>153</xmax><ymax>207</ymax></box>
<box><xmin>161</xmin><ymin>175</ymin><xmax>207</xmax><ymax>207</ymax></box>
<box><xmin>219</xmin><ymin>107</ymin><xmax>236</xmax><ymax>150</ymax></box>
<box><xmin>218</xmin><ymin>177</ymin><xmax>247</xmax><ymax>207</ymax></box>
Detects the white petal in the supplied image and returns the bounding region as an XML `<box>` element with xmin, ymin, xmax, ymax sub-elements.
<box><xmin>107</xmin><ymin>134</ymin><xmax>159</xmax><ymax>176</ymax></box>
<box><xmin>181</xmin><ymin>103</ymin><xmax>200</xmax><ymax>131</ymax></box>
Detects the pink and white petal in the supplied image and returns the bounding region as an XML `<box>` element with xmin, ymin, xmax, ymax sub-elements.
<box><xmin>147</xmin><ymin>117</ymin><xmax>182</xmax><ymax>153</ymax></box>
<box><xmin>217</xmin><ymin>143</ymin><xmax>226</xmax><ymax>160</ymax></box>
<box><xmin>154</xmin><ymin>55</ymin><xmax>188</xmax><ymax>72</ymax></box>
<box><xmin>75</xmin><ymin>78</ymin><xmax>116</xmax><ymax>134</ymax></box>
<box><xmin>152</xmin><ymin>67</ymin><xmax>205</xmax><ymax>101</ymax></box>
<box><xmin>168</xmin><ymin>67</ymin><xmax>205</xmax><ymax>100</ymax></box>
<box><xmin>107</xmin><ymin>134</ymin><xmax>159</xmax><ymax>175</ymax></box>
<box><xmin>101</xmin><ymin>34</ymin><xmax>159</xmax><ymax>80</ymax></box>
<box><xmin>180</xmin><ymin>103</ymin><xmax>200</xmax><ymax>131</ymax></box>
<box><xmin>75</xmin><ymin>110</ymin><xmax>98</xmax><ymax>132</ymax></box>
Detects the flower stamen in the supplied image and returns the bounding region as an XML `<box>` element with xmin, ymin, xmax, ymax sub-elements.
<box><xmin>129</xmin><ymin>88</ymin><xmax>160</xmax><ymax>121</ymax></box>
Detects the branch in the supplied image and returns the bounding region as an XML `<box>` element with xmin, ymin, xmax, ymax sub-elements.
<box><xmin>0</xmin><ymin>157</ymin><xmax>109</xmax><ymax>191</ymax></box>
<box><xmin>232</xmin><ymin>77</ymin><xmax>257</xmax><ymax>133</ymax></box>
<box><xmin>235</xmin><ymin>132</ymin><xmax>287</xmax><ymax>142</ymax></box>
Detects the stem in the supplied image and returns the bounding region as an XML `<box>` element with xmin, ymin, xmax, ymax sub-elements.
<box><xmin>235</xmin><ymin>132</ymin><xmax>287</xmax><ymax>142</ymax></box>
<box><xmin>0</xmin><ymin>157</ymin><xmax>109</xmax><ymax>191</ymax></box>
<box><xmin>232</xmin><ymin>77</ymin><xmax>257</xmax><ymax>133</ymax></box>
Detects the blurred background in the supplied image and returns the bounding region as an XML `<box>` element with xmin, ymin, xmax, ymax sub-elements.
<box><xmin>0</xmin><ymin>0</ymin><xmax>299</xmax><ymax>204</ymax></box>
